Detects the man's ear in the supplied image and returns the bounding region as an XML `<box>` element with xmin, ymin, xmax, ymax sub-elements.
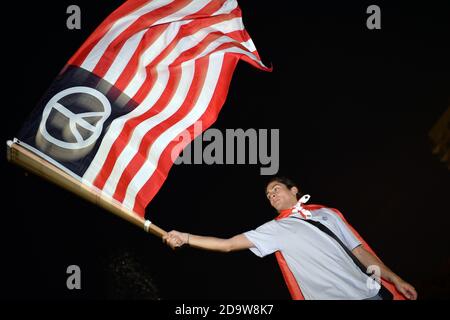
<box><xmin>290</xmin><ymin>186</ymin><xmax>298</xmax><ymax>197</ymax></box>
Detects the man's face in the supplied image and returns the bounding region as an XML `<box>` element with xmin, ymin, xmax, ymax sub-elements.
<box><xmin>266</xmin><ymin>181</ymin><xmax>298</xmax><ymax>212</ymax></box>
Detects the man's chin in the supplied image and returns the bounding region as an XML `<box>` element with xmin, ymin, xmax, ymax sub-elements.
<box><xmin>276</xmin><ymin>205</ymin><xmax>289</xmax><ymax>212</ymax></box>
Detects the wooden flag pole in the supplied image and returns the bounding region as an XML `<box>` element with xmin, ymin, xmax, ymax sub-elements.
<box><xmin>6</xmin><ymin>140</ymin><xmax>167</xmax><ymax>239</ymax></box>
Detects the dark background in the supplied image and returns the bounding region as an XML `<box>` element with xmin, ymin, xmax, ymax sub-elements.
<box><xmin>1</xmin><ymin>0</ymin><xmax>449</xmax><ymax>300</ymax></box>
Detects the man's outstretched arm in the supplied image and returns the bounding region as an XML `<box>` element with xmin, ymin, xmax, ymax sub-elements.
<box><xmin>352</xmin><ymin>245</ymin><xmax>418</xmax><ymax>300</ymax></box>
<box><xmin>163</xmin><ymin>230</ymin><xmax>254</xmax><ymax>252</ymax></box>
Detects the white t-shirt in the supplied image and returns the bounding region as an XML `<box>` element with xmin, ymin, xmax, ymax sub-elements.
<box><xmin>244</xmin><ymin>208</ymin><xmax>380</xmax><ymax>300</ymax></box>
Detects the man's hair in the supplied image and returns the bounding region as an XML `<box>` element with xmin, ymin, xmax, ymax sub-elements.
<box><xmin>265</xmin><ymin>176</ymin><xmax>303</xmax><ymax>200</ymax></box>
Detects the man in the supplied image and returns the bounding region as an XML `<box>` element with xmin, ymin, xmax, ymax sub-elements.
<box><xmin>163</xmin><ymin>177</ymin><xmax>418</xmax><ymax>300</ymax></box>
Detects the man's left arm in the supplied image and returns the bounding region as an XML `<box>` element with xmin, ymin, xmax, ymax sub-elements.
<box><xmin>352</xmin><ymin>245</ymin><xmax>418</xmax><ymax>300</ymax></box>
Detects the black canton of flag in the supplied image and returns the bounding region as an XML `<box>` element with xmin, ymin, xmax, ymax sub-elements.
<box><xmin>17</xmin><ymin>66</ymin><xmax>138</xmax><ymax>177</ymax></box>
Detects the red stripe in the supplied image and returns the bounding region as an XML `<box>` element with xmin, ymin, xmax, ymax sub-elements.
<box><xmin>182</xmin><ymin>0</ymin><xmax>228</xmax><ymax>20</ymax></box>
<box><xmin>114</xmin><ymin>24</ymin><xmax>169</xmax><ymax>91</ymax></box>
<box><xmin>68</xmin><ymin>0</ymin><xmax>151</xmax><ymax>68</ymax></box>
<box><xmin>92</xmin><ymin>0</ymin><xmax>193</xmax><ymax>78</ymax></box>
<box><xmin>132</xmin><ymin>54</ymin><xmax>239</xmax><ymax>215</ymax></box>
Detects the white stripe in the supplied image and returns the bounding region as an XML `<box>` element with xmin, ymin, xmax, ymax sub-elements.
<box><xmin>103</xmin><ymin>29</ymin><xmax>147</xmax><ymax>84</ymax></box>
<box><xmin>207</xmin><ymin>0</ymin><xmax>238</xmax><ymax>17</ymax></box>
<box><xmin>151</xmin><ymin>0</ymin><xmax>214</xmax><ymax>26</ymax></box>
<box><xmin>122</xmin><ymin>52</ymin><xmax>225</xmax><ymax>209</ymax></box>
<box><xmin>123</xmin><ymin>20</ymin><xmax>191</xmax><ymax>98</ymax></box>
<box><xmin>240</xmin><ymin>39</ymin><xmax>257</xmax><ymax>52</ymax></box>
<box><xmin>123</xmin><ymin>47</ymin><xmax>262</xmax><ymax>209</ymax></box>
<box><xmin>82</xmin><ymin>13</ymin><xmax>246</xmax><ymax>185</ymax></box>
<box><xmin>98</xmin><ymin>23</ymin><xmax>248</xmax><ymax>194</ymax></box>
<box><xmin>80</xmin><ymin>0</ymin><xmax>174</xmax><ymax>71</ymax></box>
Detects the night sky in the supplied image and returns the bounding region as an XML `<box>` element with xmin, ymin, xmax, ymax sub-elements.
<box><xmin>2</xmin><ymin>0</ymin><xmax>449</xmax><ymax>301</ymax></box>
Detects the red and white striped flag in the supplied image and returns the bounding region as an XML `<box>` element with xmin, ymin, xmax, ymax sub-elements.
<box><xmin>16</xmin><ymin>0</ymin><xmax>270</xmax><ymax>217</ymax></box>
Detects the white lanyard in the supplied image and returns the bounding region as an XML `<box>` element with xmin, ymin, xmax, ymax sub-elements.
<box><xmin>291</xmin><ymin>194</ymin><xmax>312</xmax><ymax>219</ymax></box>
